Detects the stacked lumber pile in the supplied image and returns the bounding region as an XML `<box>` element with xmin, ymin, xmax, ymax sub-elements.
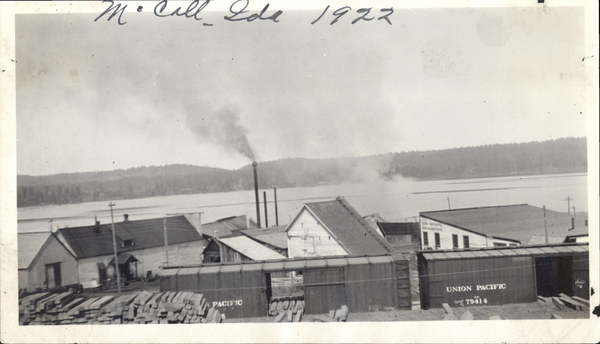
<box><xmin>19</xmin><ymin>291</ymin><xmax>223</xmax><ymax>325</ymax></box>
<box><xmin>270</xmin><ymin>297</ymin><xmax>305</xmax><ymax>322</ymax></box>
<box><xmin>538</xmin><ymin>293</ymin><xmax>590</xmax><ymax>315</ymax></box>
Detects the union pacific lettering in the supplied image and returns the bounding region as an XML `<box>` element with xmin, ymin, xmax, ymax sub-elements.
<box><xmin>446</xmin><ymin>284</ymin><xmax>507</xmax><ymax>293</ymax></box>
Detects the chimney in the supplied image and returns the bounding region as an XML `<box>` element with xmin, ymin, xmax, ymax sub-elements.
<box><xmin>252</xmin><ymin>162</ymin><xmax>261</xmax><ymax>228</ymax></box>
<box><xmin>94</xmin><ymin>216</ymin><xmax>101</xmax><ymax>233</ymax></box>
<box><xmin>124</xmin><ymin>214</ymin><xmax>129</xmax><ymax>223</ymax></box>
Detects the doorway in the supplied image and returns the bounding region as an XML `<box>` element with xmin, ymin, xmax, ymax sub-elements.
<box><xmin>45</xmin><ymin>262</ymin><xmax>62</xmax><ymax>289</ymax></box>
<box><xmin>535</xmin><ymin>256</ymin><xmax>574</xmax><ymax>297</ymax></box>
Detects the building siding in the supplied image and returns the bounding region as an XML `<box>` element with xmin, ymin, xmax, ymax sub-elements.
<box><xmin>22</xmin><ymin>235</ymin><xmax>78</xmax><ymax>292</ymax></box>
<box><xmin>420</xmin><ymin>217</ymin><xmax>517</xmax><ymax>250</ymax></box>
<box><xmin>78</xmin><ymin>240</ymin><xmax>205</xmax><ymax>285</ymax></box>
<box><xmin>287</xmin><ymin>209</ymin><xmax>348</xmax><ymax>258</ymax></box>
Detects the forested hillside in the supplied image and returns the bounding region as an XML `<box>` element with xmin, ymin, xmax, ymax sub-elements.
<box><xmin>17</xmin><ymin>137</ymin><xmax>587</xmax><ymax>207</ymax></box>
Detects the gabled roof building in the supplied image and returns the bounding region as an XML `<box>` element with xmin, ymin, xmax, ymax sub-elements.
<box><xmin>56</xmin><ymin>214</ymin><xmax>206</xmax><ymax>288</ymax></box>
<box><xmin>18</xmin><ymin>232</ymin><xmax>78</xmax><ymax>292</ymax></box>
<box><xmin>285</xmin><ymin>198</ymin><xmax>393</xmax><ymax>258</ymax></box>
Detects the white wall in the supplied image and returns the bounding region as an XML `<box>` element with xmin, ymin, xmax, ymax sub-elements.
<box><xmin>78</xmin><ymin>240</ymin><xmax>205</xmax><ymax>285</ymax></box>
<box><xmin>287</xmin><ymin>208</ymin><xmax>348</xmax><ymax>258</ymax></box>
<box><xmin>22</xmin><ymin>236</ymin><xmax>79</xmax><ymax>292</ymax></box>
<box><xmin>420</xmin><ymin>217</ymin><xmax>517</xmax><ymax>250</ymax></box>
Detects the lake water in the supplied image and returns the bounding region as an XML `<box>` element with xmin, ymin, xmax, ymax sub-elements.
<box><xmin>17</xmin><ymin>173</ymin><xmax>588</xmax><ymax>233</ymax></box>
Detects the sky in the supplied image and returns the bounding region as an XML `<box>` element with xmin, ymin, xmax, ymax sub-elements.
<box><xmin>15</xmin><ymin>4</ymin><xmax>588</xmax><ymax>176</ymax></box>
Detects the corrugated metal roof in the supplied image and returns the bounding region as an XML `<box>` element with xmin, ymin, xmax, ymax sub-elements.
<box><xmin>18</xmin><ymin>232</ymin><xmax>51</xmax><ymax>269</ymax></box>
<box><xmin>220</xmin><ymin>265</ymin><xmax>242</xmax><ymax>273</ymax></box>
<box><xmin>177</xmin><ymin>267</ymin><xmax>200</xmax><ymax>275</ymax></box>
<box><xmin>218</xmin><ymin>236</ymin><xmax>286</xmax><ymax>261</ymax></box>
<box><xmin>298</xmin><ymin>198</ymin><xmax>392</xmax><ymax>255</ymax></box>
<box><xmin>283</xmin><ymin>260</ymin><xmax>306</xmax><ymax>270</ymax></box>
<box><xmin>241</xmin><ymin>227</ymin><xmax>287</xmax><ymax>249</ymax></box>
<box><xmin>421</xmin><ymin>243</ymin><xmax>589</xmax><ymax>260</ymax></box>
<box><xmin>161</xmin><ymin>268</ymin><xmax>180</xmax><ymax>276</ymax></box>
<box><xmin>201</xmin><ymin>215</ymin><xmax>257</xmax><ymax>238</ymax></box>
<box><xmin>527</xmin><ymin>234</ymin><xmax>566</xmax><ymax>245</ymax></box>
<box><xmin>420</xmin><ymin>204</ymin><xmax>588</xmax><ymax>244</ymax></box>
<box><xmin>171</xmin><ymin>253</ymin><xmax>397</xmax><ymax>275</ymax></box>
<box><xmin>199</xmin><ymin>265</ymin><xmax>221</xmax><ymax>274</ymax></box>
<box><xmin>57</xmin><ymin>215</ymin><xmax>203</xmax><ymax>259</ymax></box>
<box><xmin>377</xmin><ymin>222</ymin><xmax>419</xmax><ymax>236</ymax></box>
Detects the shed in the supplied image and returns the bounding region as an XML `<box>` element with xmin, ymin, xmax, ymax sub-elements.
<box><xmin>418</xmin><ymin>243</ymin><xmax>589</xmax><ymax>309</ymax></box>
<box><xmin>201</xmin><ymin>234</ymin><xmax>286</xmax><ymax>263</ymax></box>
<box><xmin>377</xmin><ymin>222</ymin><xmax>420</xmax><ymax>252</ymax></box>
<box><xmin>18</xmin><ymin>232</ymin><xmax>78</xmax><ymax>292</ymax></box>
<box><xmin>160</xmin><ymin>253</ymin><xmax>410</xmax><ymax>319</ymax></box>
<box><xmin>241</xmin><ymin>226</ymin><xmax>288</xmax><ymax>256</ymax></box>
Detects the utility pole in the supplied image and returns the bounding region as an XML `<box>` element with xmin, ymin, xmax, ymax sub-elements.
<box><xmin>198</xmin><ymin>212</ymin><xmax>203</xmax><ymax>235</ymax></box>
<box><xmin>572</xmin><ymin>206</ymin><xmax>576</xmax><ymax>216</ymax></box>
<box><xmin>565</xmin><ymin>196</ymin><xmax>572</xmax><ymax>215</ymax></box>
<box><xmin>108</xmin><ymin>202</ymin><xmax>121</xmax><ymax>294</ymax></box>
<box><xmin>447</xmin><ymin>197</ymin><xmax>451</xmax><ymax>210</ymax></box>
<box><xmin>263</xmin><ymin>191</ymin><xmax>269</xmax><ymax>228</ymax></box>
<box><xmin>543</xmin><ymin>205</ymin><xmax>548</xmax><ymax>245</ymax></box>
<box><xmin>48</xmin><ymin>219</ymin><xmax>53</xmax><ymax>232</ymax></box>
<box><xmin>163</xmin><ymin>215</ymin><xmax>169</xmax><ymax>266</ymax></box>
<box><xmin>274</xmin><ymin>187</ymin><xmax>279</xmax><ymax>226</ymax></box>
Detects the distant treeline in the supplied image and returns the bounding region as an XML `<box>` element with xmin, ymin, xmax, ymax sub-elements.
<box><xmin>17</xmin><ymin>137</ymin><xmax>587</xmax><ymax>207</ymax></box>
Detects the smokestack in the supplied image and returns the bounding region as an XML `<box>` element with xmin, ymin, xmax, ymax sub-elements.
<box><xmin>123</xmin><ymin>214</ymin><xmax>129</xmax><ymax>223</ymax></box>
<box><xmin>252</xmin><ymin>162</ymin><xmax>261</xmax><ymax>228</ymax></box>
<box><xmin>263</xmin><ymin>191</ymin><xmax>269</xmax><ymax>228</ymax></box>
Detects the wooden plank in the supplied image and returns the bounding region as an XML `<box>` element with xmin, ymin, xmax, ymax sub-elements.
<box><xmin>443</xmin><ymin>314</ymin><xmax>456</xmax><ymax>321</ymax></box>
<box><xmin>550</xmin><ymin>313</ymin><xmax>562</xmax><ymax>319</ymax></box>
<box><xmin>558</xmin><ymin>296</ymin><xmax>584</xmax><ymax>311</ymax></box>
<box><xmin>338</xmin><ymin>305</ymin><xmax>348</xmax><ymax>322</ymax></box>
<box><xmin>460</xmin><ymin>310</ymin><xmax>473</xmax><ymax>320</ymax></box>
<box><xmin>311</xmin><ymin>315</ymin><xmax>337</xmax><ymax>322</ymax></box>
<box><xmin>286</xmin><ymin>310</ymin><xmax>293</xmax><ymax>322</ymax></box>
<box><xmin>537</xmin><ymin>295</ymin><xmax>551</xmax><ymax>303</ymax></box>
<box><xmin>551</xmin><ymin>297</ymin><xmax>566</xmax><ymax>310</ymax></box>
<box><xmin>211</xmin><ymin>309</ymin><xmax>221</xmax><ymax>323</ymax></box>
<box><xmin>273</xmin><ymin>312</ymin><xmax>286</xmax><ymax>323</ymax></box>
<box><xmin>293</xmin><ymin>310</ymin><xmax>302</xmax><ymax>322</ymax></box>
<box><xmin>90</xmin><ymin>296</ymin><xmax>115</xmax><ymax>310</ymax></box>
<box><xmin>59</xmin><ymin>297</ymin><xmax>87</xmax><ymax>312</ymax></box>
<box><xmin>571</xmin><ymin>296</ymin><xmax>590</xmax><ymax>307</ymax></box>
<box><xmin>489</xmin><ymin>315</ymin><xmax>502</xmax><ymax>320</ymax></box>
<box><xmin>442</xmin><ymin>303</ymin><xmax>453</xmax><ymax>315</ymax></box>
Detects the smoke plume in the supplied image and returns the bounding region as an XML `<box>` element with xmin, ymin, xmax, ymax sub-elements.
<box><xmin>187</xmin><ymin>105</ymin><xmax>256</xmax><ymax>161</ymax></box>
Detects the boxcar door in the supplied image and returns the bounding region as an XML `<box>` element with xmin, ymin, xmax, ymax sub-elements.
<box><xmin>304</xmin><ymin>267</ymin><xmax>346</xmax><ymax>314</ymax></box>
<box><xmin>572</xmin><ymin>253</ymin><xmax>589</xmax><ymax>299</ymax></box>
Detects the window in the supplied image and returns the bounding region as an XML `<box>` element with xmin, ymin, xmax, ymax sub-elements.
<box><xmin>423</xmin><ymin>232</ymin><xmax>429</xmax><ymax>247</ymax></box>
<box><xmin>452</xmin><ymin>234</ymin><xmax>458</xmax><ymax>249</ymax></box>
<box><xmin>122</xmin><ymin>239</ymin><xmax>134</xmax><ymax>247</ymax></box>
<box><xmin>463</xmin><ymin>235</ymin><xmax>470</xmax><ymax>248</ymax></box>
<box><xmin>434</xmin><ymin>233</ymin><xmax>441</xmax><ymax>248</ymax></box>
<box><xmin>494</xmin><ymin>242</ymin><xmax>507</xmax><ymax>247</ymax></box>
